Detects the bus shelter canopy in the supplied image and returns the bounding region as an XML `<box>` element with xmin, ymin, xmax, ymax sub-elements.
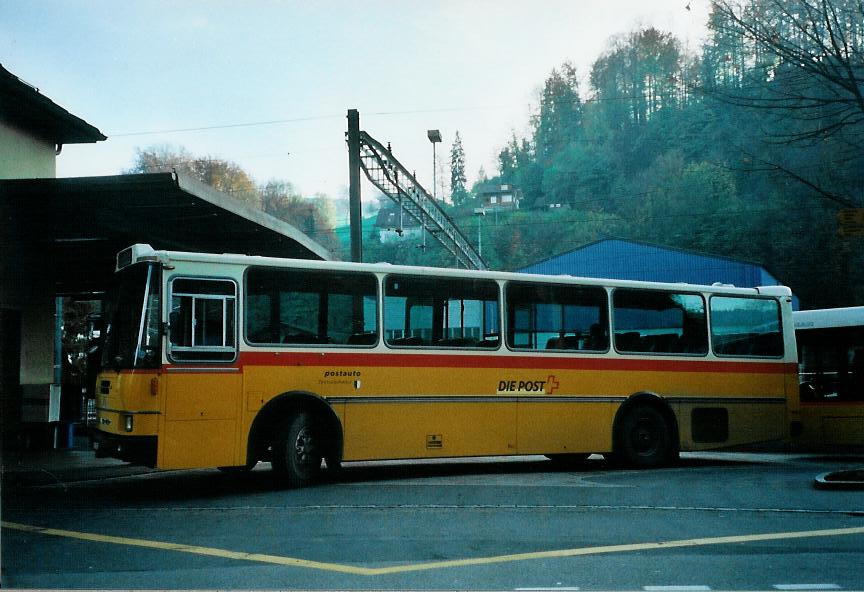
<box><xmin>0</xmin><ymin>172</ymin><xmax>332</xmax><ymax>296</ymax></box>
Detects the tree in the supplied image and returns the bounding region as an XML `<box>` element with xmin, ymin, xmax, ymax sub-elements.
<box><xmin>259</xmin><ymin>180</ymin><xmax>341</xmax><ymax>254</ymax></box>
<box><xmin>496</xmin><ymin>133</ymin><xmax>545</xmax><ymax>209</ymax></box>
<box><xmin>702</xmin><ymin>2</ymin><xmax>750</xmax><ymax>89</ymax></box>
<box><xmin>476</xmin><ymin>19</ymin><xmax>863</xmax><ymax>306</ymax></box>
<box><xmin>533</xmin><ymin>62</ymin><xmax>583</xmax><ymax>165</ymax></box>
<box><xmin>590</xmin><ymin>28</ymin><xmax>687</xmax><ymax>128</ymax></box>
<box><xmin>705</xmin><ymin>0</ymin><xmax>864</xmax><ymax>206</ymax></box>
<box><xmin>540</xmin><ymin>141</ymin><xmax>609</xmax><ymax>208</ymax></box>
<box><xmin>471</xmin><ymin>166</ymin><xmax>494</xmax><ymax>197</ymax></box>
<box><xmin>126</xmin><ymin>144</ymin><xmax>343</xmax><ymax>255</ymax></box>
<box><xmin>449</xmin><ymin>131</ymin><xmax>469</xmax><ymax>206</ymax></box>
<box><xmin>709</xmin><ymin>0</ymin><xmax>864</xmax><ymax>132</ymax></box>
<box><xmin>497</xmin><ymin>134</ymin><xmax>519</xmax><ymax>182</ymax></box>
<box><xmin>126</xmin><ymin>144</ymin><xmax>260</xmax><ymax>207</ymax></box>
<box><xmin>476</xmin><ymin>166</ymin><xmax>488</xmax><ymax>185</ymax></box>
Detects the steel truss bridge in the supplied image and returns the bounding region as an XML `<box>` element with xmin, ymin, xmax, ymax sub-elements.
<box><xmin>347</xmin><ymin>116</ymin><xmax>486</xmax><ymax>270</ymax></box>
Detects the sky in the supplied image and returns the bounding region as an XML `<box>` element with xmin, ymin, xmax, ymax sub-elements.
<box><xmin>2</xmin><ymin>1</ymin><xmax>711</xmax><ymax>221</ymax></box>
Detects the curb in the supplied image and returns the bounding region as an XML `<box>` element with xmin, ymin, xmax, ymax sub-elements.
<box><xmin>814</xmin><ymin>469</ymin><xmax>864</xmax><ymax>490</ymax></box>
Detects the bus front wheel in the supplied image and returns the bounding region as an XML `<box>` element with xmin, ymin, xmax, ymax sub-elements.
<box><xmin>615</xmin><ymin>403</ymin><xmax>676</xmax><ymax>468</ymax></box>
<box><xmin>271</xmin><ymin>412</ymin><xmax>324</xmax><ymax>487</ymax></box>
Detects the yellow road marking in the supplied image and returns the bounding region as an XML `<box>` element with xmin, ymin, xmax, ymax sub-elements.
<box><xmin>1</xmin><ymin>521</ymin><xmax>374</xmax><ymax>575</ymax></box>
<box><xmin>4</xmin><ymin>521</ymin><xmax>864</xmax><ymax>576</ymax></box>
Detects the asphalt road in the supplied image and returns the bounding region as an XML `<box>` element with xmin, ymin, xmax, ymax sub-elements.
<box><xmin>3</xmin><ymin>453</ymin><xmax>863</xmax><ymax>590</ymax></box>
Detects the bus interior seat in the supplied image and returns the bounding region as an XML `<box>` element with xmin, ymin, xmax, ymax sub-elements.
<box><xmin>715</xmin><ymin>334</ymin><xmax>755</xmax><ymax>356</ymax></box>
<box><xmin>282</xmin><ymin>333</ymin><xmax>331</xmax><ymax>345</ymax></box>
<box><xmin>347</xmin><ymin>332</ymin><xmax>378</xmax><ymax>346</ymax></box>
<box><xmin>546</xmin><ymin>337</ymin><xmax>565</xmax><ymax>350</ymax></box>
<box><xmin>752</xmin><ymin>332</ymin><xmax>782</xmax><ymax>356</ymax></box>
<box><xmin>560</xmin><ymin>335</ymin><xmax>582</xmax><ymax>349</ymax></box>
<box><xmin>547</xmin><ymin>335</ymin><xmax>583</xmax><ymax>350</ymax></box>
<box><xmin>615</xmin><ymin>331</ymin><xmax>642</xmax><ymax>352</ymax></box>
<box><xmin>645</xmin><ymin>333</ymin><xmax>679</xmax><ymax>353</ymax></box>
<box><xmin>586</xmin><ymin>324</ymin><xmax>608</xmax><ymax>351</ymax></box>
<box><xmin>437</xmin><ymin>337</ymin><xmax>478</xmax><ymax>347</ymax></box>
<box><xmin>388</xmin><ymin>336</ymin><xmax>424</xmax><ymax>346</ymax></box>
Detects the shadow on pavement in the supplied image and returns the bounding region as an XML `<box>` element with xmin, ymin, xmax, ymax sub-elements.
<box><xmin>1</xmin><ymin>450</ymin><xmax>772</xmax><ymax>511</ymax></box>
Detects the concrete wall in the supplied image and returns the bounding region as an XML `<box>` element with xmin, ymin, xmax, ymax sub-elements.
<box><xmin>0</xmin><ymin>121</ymin><xmax>56</xmax><ymax>179</ymax></box>
<box><xmin>0</xmin><ymin>122</ymin><xmax>59</xmax><ymax>436</ymax></box>
<box><xmin>0</xmin><ymin>184</ymin><xmax>56</xmax><ymax>381</ymax></box>
<box><xmin>0</xmin><ymin>202</ymin><xmax>59</xmax><ymax>429</ymax></box>
<box><xmin>19</xmin><ymin>299</ymin><xmax>56</xmax><ymax>385</ymax></box>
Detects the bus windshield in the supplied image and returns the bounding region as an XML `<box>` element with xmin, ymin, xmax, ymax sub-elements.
<box><xmin>101</xmin><ymin>263</ymin><xmax>161</xmax><ymax>370</ymax></box>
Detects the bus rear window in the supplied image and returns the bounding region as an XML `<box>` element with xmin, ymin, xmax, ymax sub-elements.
<box><xmin>710</xmin><ymin>296</ymin><xmax>783</xmax><ymax>358</ymax></box>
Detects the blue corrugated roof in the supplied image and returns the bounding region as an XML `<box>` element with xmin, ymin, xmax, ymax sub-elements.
<box><xmin>519</xmin><ymin>239</ymin><xmax>783</xmax><ymax>288</ymax></box>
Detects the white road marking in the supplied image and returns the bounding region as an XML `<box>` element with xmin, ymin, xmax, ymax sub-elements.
<box><xmin>515</xmin><ymin>588</ymin><xmax>580</xmax><ymax>591</ymax></box>
<box><xmin>644</xmin><ymin>586</ymin><xmax>712</xmax><ymax>591</ymax></box>
<box><xmin>773</xmin><ymin>585</ymin><xmax>841</xmax><ymax>590</ymax></box>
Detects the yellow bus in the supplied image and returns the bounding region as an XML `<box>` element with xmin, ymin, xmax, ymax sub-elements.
<box><xmin>94</xmin><ymin>244</ymin><xmax>799</xmax><ymax>485</ymax></box>
<box><xmin>794</xmin><ymin>307</ymin><xmax>864</xmax><ymax>449</ymax></box>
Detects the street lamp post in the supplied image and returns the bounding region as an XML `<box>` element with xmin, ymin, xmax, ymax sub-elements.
<box><xmin>427</xmin><ymin>129</ymin><xmax>442</xmax><ymax>200</ymax></box>
<box><xmin>473</xmin><ymin>207</ymin><xmax>486</xmax><ymax>258</ymax></box>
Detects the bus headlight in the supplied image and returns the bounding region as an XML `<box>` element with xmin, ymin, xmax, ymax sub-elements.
<box><xmin>124</xmin><ymin>415</ymin><xmax>134</xmax><ymax>432</ymax></box>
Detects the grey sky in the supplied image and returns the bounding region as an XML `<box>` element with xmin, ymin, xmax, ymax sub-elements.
<box><xmin>2</xmin><ymin>0</ymin><xmax>711</xmax><ymax>217</ymax></box>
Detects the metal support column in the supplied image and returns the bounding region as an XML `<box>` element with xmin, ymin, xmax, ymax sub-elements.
<box><xmin>347</xmin><ymin>109</ymin><xmax>363</xmax><ymax>263</ymax></box>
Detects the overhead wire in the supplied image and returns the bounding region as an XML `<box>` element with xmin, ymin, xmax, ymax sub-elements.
<box><xmin>106</xmin><ymin>90</ymin><xmax>734</xmax><ymax>138</ymax></box>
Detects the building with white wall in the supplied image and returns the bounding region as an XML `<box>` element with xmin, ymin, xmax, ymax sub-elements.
<box><xmin>0</xmin><ymin>64</ymin><xmax>331</xmax><ymax>450</ymax></box>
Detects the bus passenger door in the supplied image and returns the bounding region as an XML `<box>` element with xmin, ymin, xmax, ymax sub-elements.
<box><xmin>161</xmin><ymin>369</ymin><xmax>242</xmax><ymax>469</ymax></box>
<box><xmin>159</xmin><ymin>277</ymin><xmax>243</xmax><ymax>469</ymax></box>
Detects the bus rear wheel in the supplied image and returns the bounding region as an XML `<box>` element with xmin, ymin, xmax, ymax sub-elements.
<box><xmin>615</xmin><ymin>403</ymin><xmax>676</xmax><ymax>468</ymax></box>
<box><xmin>272</xmin><ymin>412</ymin><xmax>324</xmax><ymax>487</ymax></box>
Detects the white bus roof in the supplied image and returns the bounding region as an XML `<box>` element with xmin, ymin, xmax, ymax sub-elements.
<box><xmin>118</xmin><ymin>243</ymin><xmax>793</xmax><ymax>298</ymax></box>
<box><xmin>793</xmin><ymin>307</ymin><xmax>864</xmax><ymax>330</ymax></box>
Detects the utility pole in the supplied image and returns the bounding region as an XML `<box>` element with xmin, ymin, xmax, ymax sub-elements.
<box><xmin>347</xmin><ymin>109</ymin><xmax>362</xmax><ymax>263</ymax></box>
<box><xmin>473</xmin><ymin>208</ymin><xmax>486</xmax><ymax>258</ymax></box>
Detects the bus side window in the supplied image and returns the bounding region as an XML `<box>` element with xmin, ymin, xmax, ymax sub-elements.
<box><xmin>505</xmin><ymin>282</ymin><xmax>609</xmax><ymax>352</ymax></box>
<box><xmin>245</xmin><ymin>267</ymin><xmax>378</xmax><ymax>347</ymax></box>
<box><xmin>612</xmin><ymin>289</ymin><xmax>707</xmax><ymax>356</ymax></box>
<box><xmin>384</xmin><ymin>275</ymin><xmax>500</xmax><ymax>349</ymax></box>
<box><xmin>799</xmin><ymin>328</ymin><xmax>864</xmax><ymax>402</ymax></box>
